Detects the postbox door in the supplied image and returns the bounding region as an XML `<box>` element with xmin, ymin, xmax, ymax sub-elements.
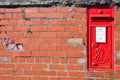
<box><xmin>89</xmin><ymin>26</ymin><xmax>112</xmax><ymax>70</ymax></box>
<box><xmin>88</xmin><ymin>7</ymin><xmax>114</xmax><ymax>70</ymax></box>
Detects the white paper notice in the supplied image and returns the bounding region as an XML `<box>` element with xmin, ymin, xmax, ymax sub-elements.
<box><xmin>96</xmin><ymin>27</ymin><xmax>106</xmax><ymax>43</ymax></box>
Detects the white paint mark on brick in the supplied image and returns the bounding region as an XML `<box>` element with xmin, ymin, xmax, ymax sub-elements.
<box><xmin>6</xmin><ymin>43</ymin><xmax>24</xmax><ymax>51</ymax></box>
<box><xmin>0</xmin><ymin>57</ymin><xmax>10</xmax><ymax>63</ymax></box>
<box><xmin>0</xmin><ymin>38</ymin><xmax>24</xmax><ymax>51</ymax></box>
<box><xmin>116</xmin><ymin>51</ymin><xmax>120</xmax><ymax>59</ymax></box>
<box><xmin>77</xmin><ymin>58</ymin><xmax>85</xmax><ymax>64</ymax></box>
<box><xmin>16</xmin><ymin>44</ymin><xmax>24</xmax><ymax>51</ymax></box>
<box><xmin>68</xmin><ymin>38</ymin><xmax>83</xmax><ymax>45</ymax></box>
<box><xmin>0</xmin><ymin>38</ymin><xmax>15</xmax><ymax>45</ymax></box>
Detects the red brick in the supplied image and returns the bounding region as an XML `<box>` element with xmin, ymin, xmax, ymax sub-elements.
<box><xmin>0</xmin><ymin>64</ymin><xmax>14</xmax><ymax>68</ymax></box>
<box><xmin>33</xmin><ymin>77</ymin><xmax>48</xmax><ymax>80</ymax></box>
<box><xmin>24</xmin><ymin>8</ymin><xmax>38</xmax><ymax>13</ymax></box>
<box><xmin>52</xmin><ymin>58</ymin><xmax>59</xmax><ymax>63</ymax></box>
<box><xmin>66</xmin><ymin>65</ymin><xmax>83</xmax><ymax>70</ymax></box>
<box><xmin>25</xmin><ymin>58</ymin><xmax>34</xmax><ymax>63</ymax></box>
<box><xmin>41</xmin><ymin>20</ymin><xmax>49</xmax><ymax>25</ymax></box>
<box><xmin>36</xmin><ymin>58</ymin><xmax>42</xmax><ymax>63</ymax></box>
<box><xmin>7</xmin><ymin>70</ymin><xmax>15</xmax><ymax>75</ymax></box>
<box><xmin>0</xmin><ymin>8</ymin><xmax>5</xmax><ymax>12</ymax></box>
<box><xmin>17</xmin><ymin>58</ymin><xmax>25</xmax><ymax>63</ymax></box>
<box><xmin>0</xmin><ymin>33</ymin><xmax>7</xmax><ymax>38</ymax></box>
<box><xmin>57</xmin><ymin>46</ymin><xmax>74</xmax><ymax>51</ymax></box>
<box><xmin>115</xmin><ymin>73</ymin><xmax>120</xmax><ymax>78</ymax></box>
<box><xmin>16</xmin><ymin>64</ymin><xmax>31</xmax><ymax>69</ymax></box>
<box><xmin>40</xmin><ymin>45</ymin><xmax>56</xmax><ymax>51</ymax></box>
<box><xmin>115</xmin><ymin>40</ymin><xmax>120</xmax><ymax>45</ymax></box>
<box><xmin>66</xmin><ymin>52</ymin><xmax>85</xmax><ymax>57</ymax></box>
<box><xmin>24</xmin><ymin>45</ymin><xmax>40</xmax><ymax>51</ymax></box>
<box><xmin>105</xmin><ymin>72</ymin><xmax>114</xmax><ymax>78</ymax></box>
<box><xmin>27</xmin><ymin>13</ymin><xmax>46</xmax><ymax>18</ymax></box>
<box><xmin>115</xmin><ymin>32</ymin><xmax>120</xmax><ymax>38</ymax></box>
<box><xmin>16</xmin><ymin>38</ymin><xmax>30</xmax><ymax>44</ymax></box>
<box><xmin>33</xmin><ymin>19</ymin><xmax>41</xmax><ymax>26</ymax></box>
<box><xmin>23</xmin><ymin>32</ymin><xmax>39</xmax><ymax>38</ymax></box>
<box><xmin>11</xmin><ymin>58</ymin><xmax>17</xmax><ymax>63</ymax></box>
<box><xmin>49</xmin><ymin>64</ymin><xmax>65</xmax><ymax>70</ymax></box>
<box><xmin>40</xmin><ymin>32</ymin><xmax>56</xmax><ymax>38</ymax></box>
<box><xmin>69</xmin><ymin>58</ymin><xmax>77</xmax><ymax>64</ymax></box>
<box><xmin>116</xmin><ymin>12</ymin><xmax>120</xmax><ymax>18</ymax></box>
<box><xmin>25</xmin><ymin>70</ymin><xmax>40</xmax><ymax>75</ymax></box>
<box><xmin>31</xmin><ymin>26</ymin><xmax>47</xmax><ymax>31</ymax></box>
<box><xmin>39</xmin><ymin>7</ymin><xmax>56</xmax><ymax>12</ymax></box>
<box><xmin>87</xmin><ymin>72</ymin><xmax>104</xmax><ymax>78</ymax></box>
<box><xmin>32</xmin><ymin>64</ymin><xmax>47</xmax><ymax>69</ymax></box>
<box><xmin>57</xmin><ymin>32</ymin><xmax>74</xmax><ymax>38</ymax></box>
<box><xmin>41</xmin><ymin>71</ymin><xmax>56</xmax><ymax>76</ymax></box>
<box><xmin>115</xmin><ymin>26</ymin><xmax>120</xmax><ymax>31</ymax></box>
<box><xmin>13</xmin><ymin>13</ymin><xmax>23</xmax><ymax>18</ymax></box>
<box><xmin>48</xmin><ymin>39</ymin><xmax>65</xmax><ymax>44</ymax></box>
<box><xmin>15</xmin><ymin>70</ymin><xmax>23</xmax><ymax>75</ymax></box>
<box><xmin>43</xmin><ymin>58</ymin><xmax>51</xmax><ymax>63</ymax></box>
<box><xmin>58</xmin><ymin>71</ymin><xmax>68</xmax><ymax>76</ymax></box>
<box><xmin>57</xmin><ymin>7</ymin><xmax>71</xmax><ymax>12</ymax></box>
<box><xmin>75</xmin><ymin>46</ymin><xmax>86</xmax><ymax>51</ymax></box>
<box><xmin>75</xmin><ymin>32</ymin><xmax>86</xmax><ymax>38</ymax></box>
<box><xmin>31</xmin><ymin>51</ymin><xmax>47</xmax><ymax>56</ymax></box>
<box><xmin>1</xmin><ymin>20</ymin><xmax>9</xmax><ymax>25</ymax></box>
<box><xmin>63</xmin><ymin>13</ymin><xmax>73</xmax><ymax>18</ymax></box>
<box><xmin>17</xmin><ymin>19</ymin><xmax>25</xmax><ymax>25</ymax></box>
<box><xmin>8</xmin><ymin>32</ymin><xmax>23</xmax><ymax>38</ymax></box>
<box><xmin>116</xmin><ymin>58</ymin><xmax>120</xmax><ymax>64</ymax></box>
<box><xmin>16</xmin><ymin>77</ymin><xmax>31</xmax><ymax>80</ymax></box>
<box><xmin>59</xmin><ymin>78</ymin><xmax>74</xmax><ymax>80</ymax></box>
<box><xmin>1</xmin><ymin>26</ymin><xmax>14</xmax><ymax>31</ymax></box>
<box><xmin>5</xmin><ymin>8</ymin><xmax>22</xmax><ymax>12</ymax></box>
<box><xmin>0</xmin><ymin>51</ymin><xmax>13</xmax><ymax>56</ymax></box>
<box><xmin>49</xmin><ymin>20</ymin><xmax>59</xmax><ymax>25</ymax></box>
<box><xmin>0</xmin><ymin>45</ymin><xmax>6</xmax><ymax>50</ymax></box>
<box><xmin>0</xmin><ymin>70</ymin><xmax>7</xmax><ymax>75</ymax></box>
<box><xmin>59</xmin><ymin>58</ymin><xmax>68</xmax><ymax>64</ymax></box>
<box><xmin>66</xmin><ymin>26</ymin><xmax>82</xmax><ymax>31</ymax></box>
<box><xmin>74</xmin><ymin>8</ymin><xmax>86</xmax><ymax>12</ymax></box>
<box><xmin>115</xmin><ymin>46</ymin><xmax>120</xmax><ymax>51</ymax></box>
<box><xmin>69</xmin><ymin>72</ymin><xmax>85</xmax><ymax>77</ymax></box>
<box><xmin>0</xmin><ymin>13</ymin><xmax>12</xmax><ymax>19</ymax></box>
<box><xmin>79</xmin><ymin>20</ymin><xmax>86</xmax><ymax>25</ymax></box>
<box><xmin>9</xmin><ymin>19</ymin><xmax>17</xmax><ymax>26</ymax></box>
<box><xmin>115</xmin><ymin>66</ymin><xmax>120</xmax><ymax>72</ymax></box>
<box><xmin>48</xmin><ymin>26</ymin><xmax>64</xmax><ymax>31</ymax></box>
<box><xmin>59</xmin><ymin>20</ymin><xmax>68</xmax><ymax>25</ymax></box>
<box><xmin>73</xmin><ymin>13</ymin><xmax>83</xmax><ymax>18</ymax></box>
<box><xmin>14</xmin><ymin>51</ymin><xmax>31</xmax><ymax>57</ymax></box>
<box><xmin>31</xmin><ymin>38</ymin><xmax>47</xmax><ymax>44</ymax></box>
<box><xmin>48</xmin><ymin>52</ymin><xmax>65</xmax><ymax>57</ymax></box>
<box><xmin>25</xmin><ymin>20</ymin><xmax>33</xmax><ymax>26</ymax></box>
<box><xmin>0</xmin><ymin>76</ymin><xmax>14</xmax><ymax>80</ymax></box>
<box><xmin>7</xmin><ymin>70</ymin><xmax>23</xmax><ymax>75</ymax></box>
<box><xmin>47</xmin><ymin>13</ymin><xmax>63</xmax><ymax>18</ymax></box>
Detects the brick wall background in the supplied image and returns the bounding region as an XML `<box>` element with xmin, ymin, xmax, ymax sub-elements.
<box><xmin>0</xmin><ymin>6</ymin><xmax>119</xmax><ymax>80</ymax></box>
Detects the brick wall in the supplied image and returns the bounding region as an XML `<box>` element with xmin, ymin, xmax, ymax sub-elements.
<box><xmin>0</xmin><ymin>6</ymin><xmax>119</xmax><ymax>80</ymax></box>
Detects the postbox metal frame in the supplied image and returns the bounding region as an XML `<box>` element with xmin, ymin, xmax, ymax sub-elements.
<box><xmin>87</xmin><ymin>6</ymin><xmax>114</xmax><ymax>71</ymax></box>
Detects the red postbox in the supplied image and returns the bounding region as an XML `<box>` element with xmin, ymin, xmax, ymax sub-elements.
<box><xmin>87</xmin><ymin>7</ymin><xmax>114</xmax><ymax>70</ymax></box>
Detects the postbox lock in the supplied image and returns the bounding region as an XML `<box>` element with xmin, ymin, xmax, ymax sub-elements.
<box><xmin>98</xmin><ymin>9</ymin><xmax>103</xmax><ymax>14</ymax></box>
<box><xmin>91</xmin><ymin>63</ymin><xmax>98</xmax><ymax>66</ymax></box>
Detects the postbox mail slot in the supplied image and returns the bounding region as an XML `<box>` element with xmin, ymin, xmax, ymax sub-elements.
<box><xmin>91</xmin><ymin>15</ymin><xmax>112</xmax><ymax>21</ymax></box>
